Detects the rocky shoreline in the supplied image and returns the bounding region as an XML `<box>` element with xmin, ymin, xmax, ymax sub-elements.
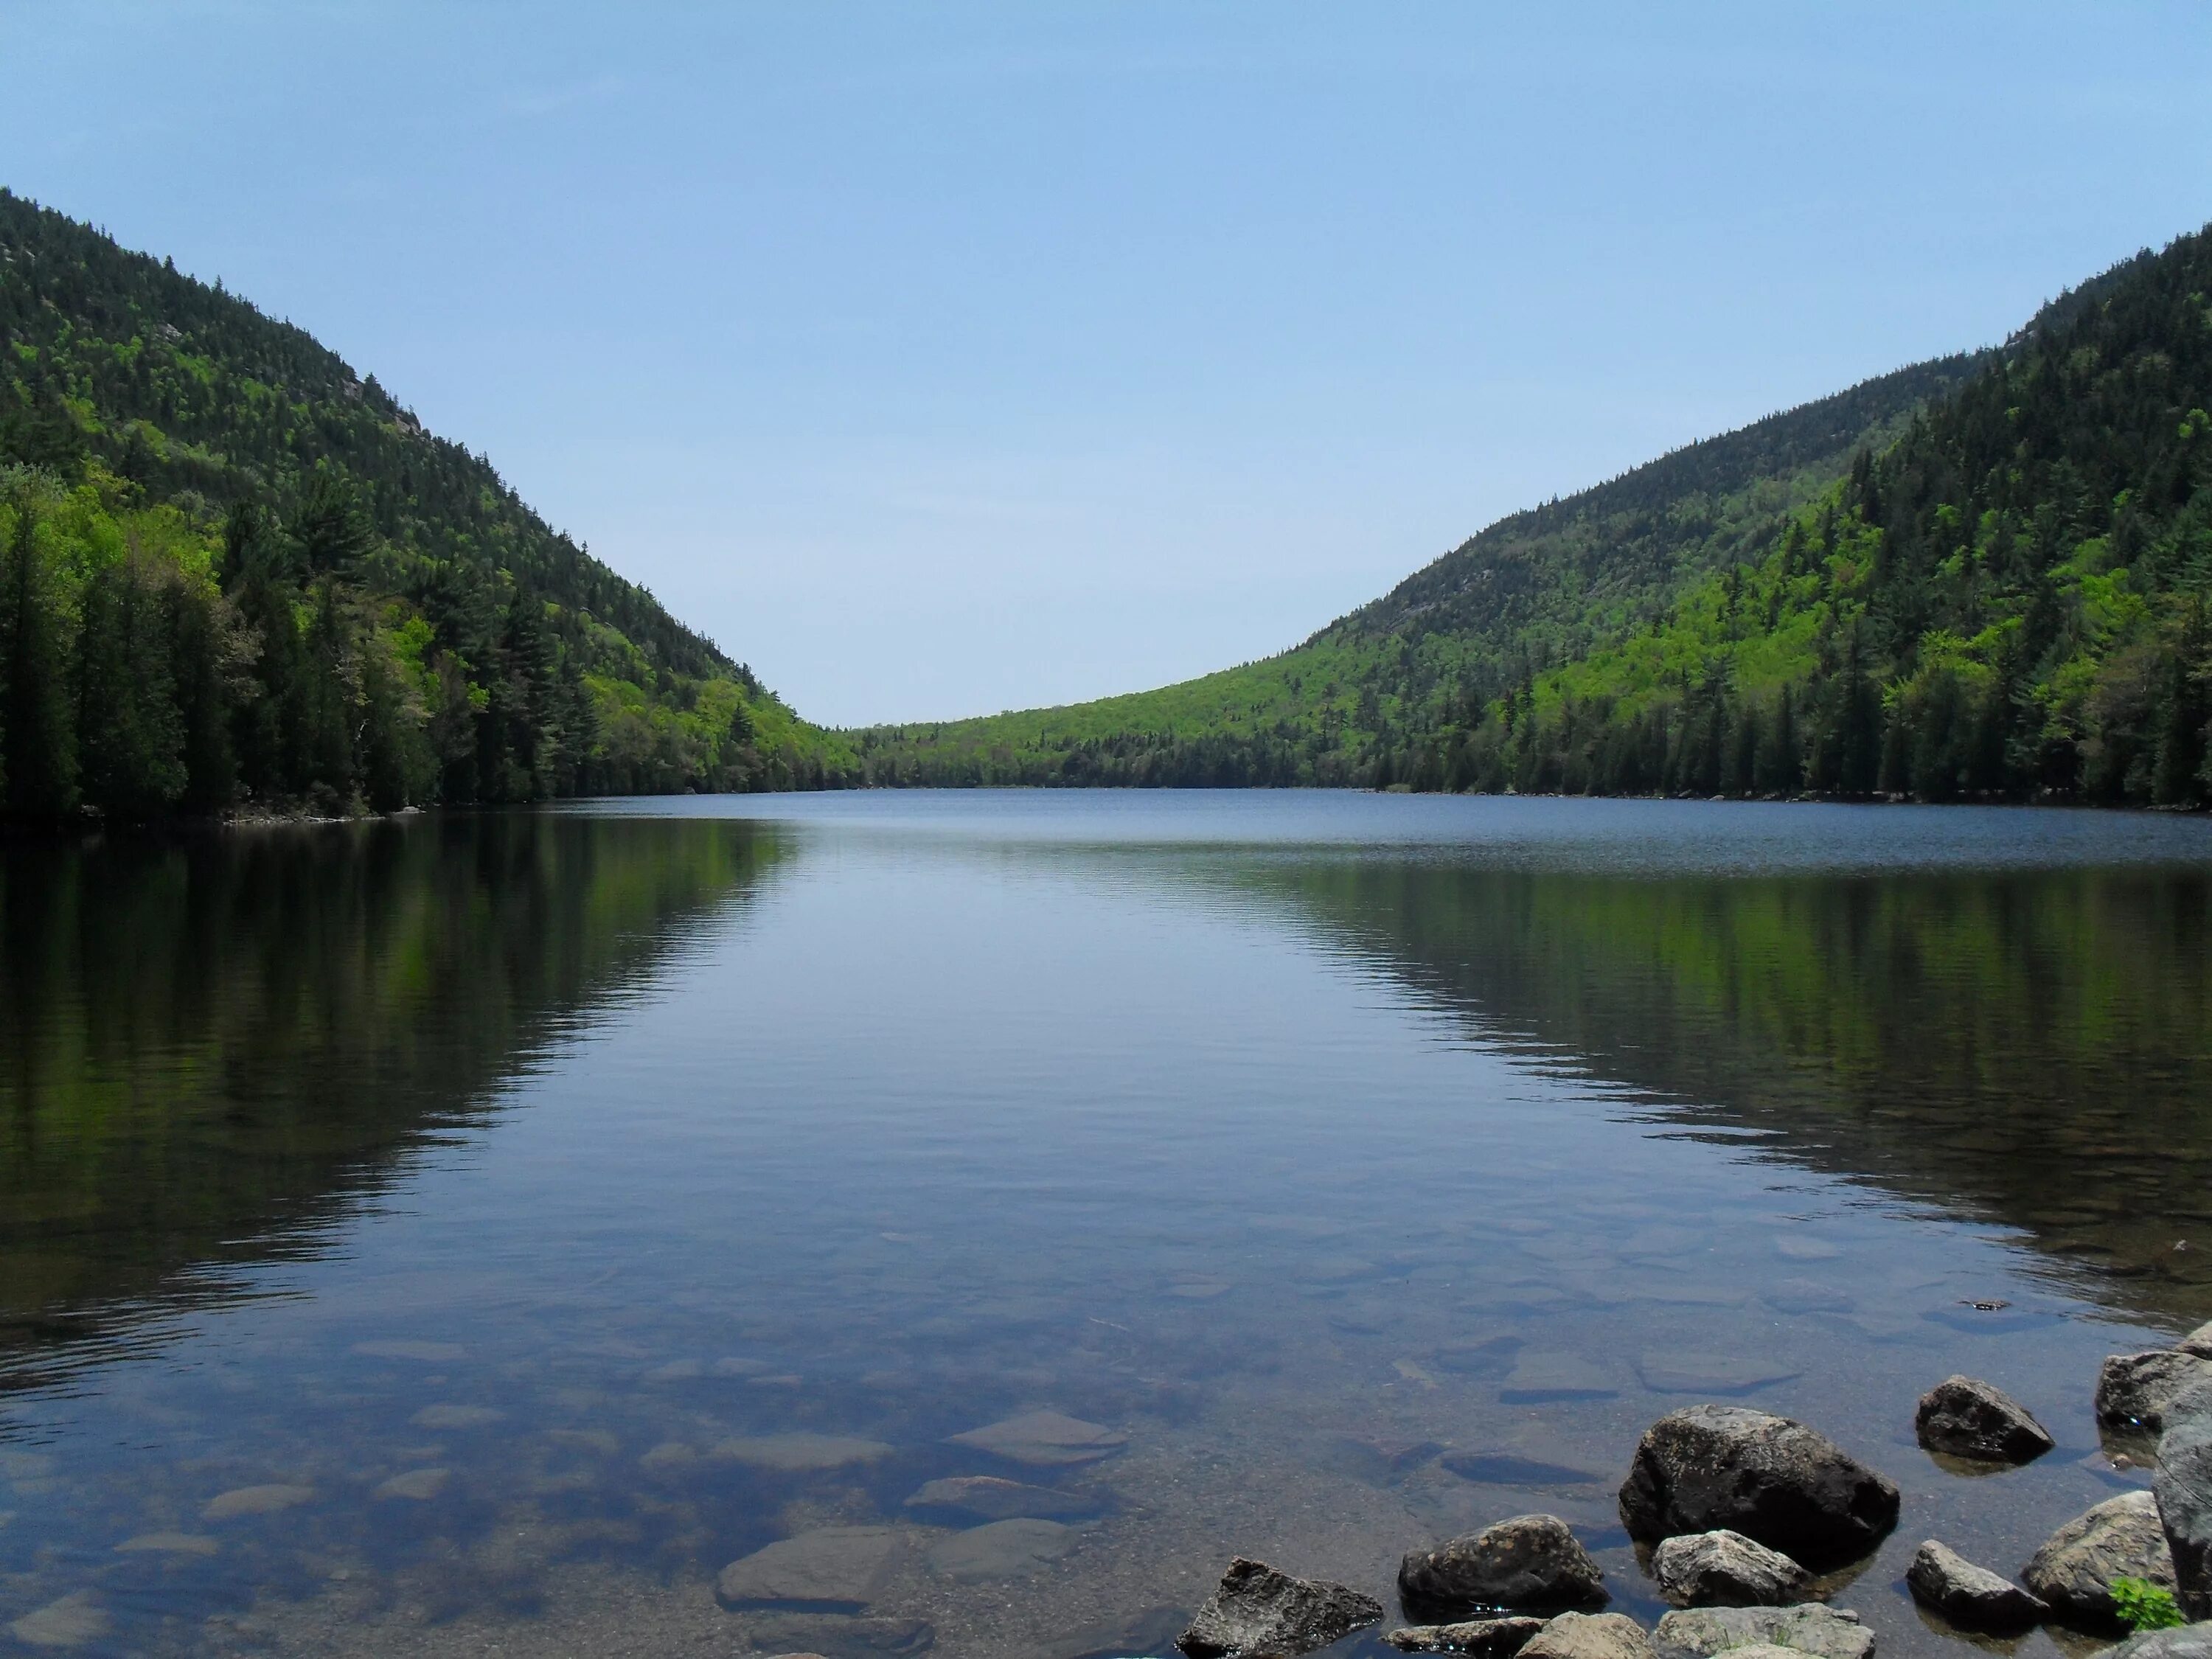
<box><xmin>1153</xmin><ymin>1321</ymin><xmax>2212</xmax><ymax>1659</ymax></box>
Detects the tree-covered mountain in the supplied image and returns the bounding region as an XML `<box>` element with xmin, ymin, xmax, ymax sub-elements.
<box><xmin>0</xmin><ymin>189</ymin><xmax>854</xmax><ymax>821</ymax></box>
<box><xmin>860</xmin><ymin>226</ymin><xmax>2212</xmax><ymax>808</ymax></box>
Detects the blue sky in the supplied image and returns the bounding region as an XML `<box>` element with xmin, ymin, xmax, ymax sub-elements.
<box><xmin>5</xmin><ymin>3</ymin><xmax>2211</xmax><ymax>724</ymax></box>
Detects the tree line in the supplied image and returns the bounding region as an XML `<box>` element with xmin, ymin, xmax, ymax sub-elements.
<box><xmin>0</xmin><ymin>190</ymin><xmax>855</xmax><ymax>821</ymax></box>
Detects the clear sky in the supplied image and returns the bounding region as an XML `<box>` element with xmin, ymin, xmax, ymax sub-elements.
<box><xmin>4</xmin><ymin>3</ymin><xmax>2210</xmax><ymax>725</ymax></box>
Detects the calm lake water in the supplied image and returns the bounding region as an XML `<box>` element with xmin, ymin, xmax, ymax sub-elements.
<box><xmin>5</xmin><ymin>792</ymin><xmax>2212</xmax><ymax>1659</ymax></box>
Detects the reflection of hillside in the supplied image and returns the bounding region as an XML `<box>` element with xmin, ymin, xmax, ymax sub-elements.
<box><xmin>0</xmin><ymin>814</ymin><xmax>785</xmax><ymax>1394</ymax></box>
<box><xmin>1239</xmin><ymin>862</ymin><xmax>2212</xmax><ymax>1329</ymax></box>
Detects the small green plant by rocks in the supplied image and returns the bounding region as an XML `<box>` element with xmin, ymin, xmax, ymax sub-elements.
<box><xmin>2112</xmin><ymin>1576</ymin><xmax>2186</xmax><ymax>1632</ymax></box>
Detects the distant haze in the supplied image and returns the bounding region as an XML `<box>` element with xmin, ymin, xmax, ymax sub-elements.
<box><xmin>5</xmin><ymin>2</ymin><xmax>2209</xmax><ymax>726</ymax></box>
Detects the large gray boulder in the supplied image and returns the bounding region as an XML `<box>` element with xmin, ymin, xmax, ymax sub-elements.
<box><xmin>1178</xmin><ymin>1558</ymin><xmax>1384</xmax><ymax>1658</ymax></box>
<box><xmin>1651</xmin><ymin>1530</ymin><xmax>1809</xmax><ymax>1607</ymax></box>
<box><xmin>2159</xmin><ymin>1411</ymin><xmax>2212</xmax><ymax>1620</ymax></box>
<box><xmin>1385</xmin><ymin>1617</ymin><xmax>1548</xmax><ymax>1655</ymax></box>
<box><xmin>1399</xmin><ymin>1514</ymin><xmax>1608</xmax><ymax>1617</ymax></box>
<box><xmin>2023</xmin><ymin>1491</ymin><xmax>2177</xmax><ymax>1624</ymax></box>
<box><xmin>2098</xmin><ymin>1353</ymin><xmax>2212</xmax><ymax>1435</ymax></box>
<box><xmin>1520</xmin><ymin>1612</ymin><xmax>1657</xmax><ymax>1659</ymax></box>
<box><xmin>2181</xmin><ymin>1324</ymin><xmax>2212</xmax><ymax>1360</ymax></box>
<box><xmin>1618</xmin><ymin>1407</ymin><xmax>1899</xmax><ymax>1567</ymax></box>
<box><xmin>2107</xmin><ymin>1627</ymin><xmax>2212</xmax><ymax>1659</ymax></box>
<box><xmin>1649</xmin><ymin>1604</ymin><xmax>1873</xmax><ymax>1659</ymax></box>
<box><xmin>1913</xmin><ymin>1377</ymin><xmax>2053</xmax><ymax>1464</ymax></box>
<box><xmin>1903</xmin><ymin>1540</ymin><xmax>2045</xmax><ymax>1632</ymax></box>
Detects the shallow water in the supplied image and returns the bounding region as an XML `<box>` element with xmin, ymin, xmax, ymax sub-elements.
<box><xmin>4</xmin><ymin>793</ymin><xmax>2212</xmax><ymax>1658</ymax></box>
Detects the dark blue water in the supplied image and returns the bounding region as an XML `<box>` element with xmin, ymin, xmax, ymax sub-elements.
<box><xmin>4</xmin><ymin>793</ymin><xmax>2211</xmax><ymax>1658</ymax></box>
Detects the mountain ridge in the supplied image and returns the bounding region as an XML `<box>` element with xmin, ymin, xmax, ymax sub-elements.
<box><xmin>858</xmin><ymin>226</ymin><xmax>2212</xmax><ymax>808</ymax></box>
<box><xmin>0</xmin><ymin>187</ymin><xmax>855</xmax><ymax>821</ymax></box>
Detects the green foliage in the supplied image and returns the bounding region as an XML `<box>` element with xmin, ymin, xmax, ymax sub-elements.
<box><xmin>0</xmin><ymin>189</ymin><xmax>853</xmax><ymax>819</ymax></box>
<box><xmin>2112</xmin><ymin>1578</ymin><xmax>2186</xmax><ymax>1632</ymax></box>
<box><xmin>865</xmin><ymin>228</ymin><xmax>2212</xmax><ymax>809</ymax></box>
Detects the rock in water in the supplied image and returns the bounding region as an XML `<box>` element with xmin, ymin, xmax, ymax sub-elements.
<box><xmin>903</xmin><ymin>1475</ymin><xmax>1099</xmax><ymax>1521</ymax></box>
<box><xmin>947</xmin><ymin>1411</ymin><xmax>1126</xmax><ymax>1467</ymax></box>
<box><xmin>1399</xmin><ymin>1514</ymin><xmax>1607</xmax><ymax>1617</ymax></box>
<box><xmin>1913</xmin><ymin>1377</ymin><xmax>2054</xmax><ymax>1465</ymax></box>
<box><xmin>2022</xmin><ymin>1492</ymin><xmax>2176</xmax><ymax>1624</ymax></box>
<box><xmin>1521</xmin><ymin>1611</ymin><xmax>1658</xmax><ymax>1659</ymax></box>
<box><xmin>717</xmin><ymin>1528</ymin><xmax>907</xmax><ymax>1609</ymax></box>
<box><xmin>1904</xmin><ymin>1540</ymin><xmax>2045</xmax><ymax>1632</ymax></box>
<box><xmin>1178</xmin><ymin>1557</ymin><xmax>1384</xmax><ymax>1658</ymax></box>
<box><xmin>1386</xmin><ymin>1617</ymin><xmax>1548</xmax><ymax>1655</ymax></box>
<box><xmin>201</xmin><ymin>1484</ymin><xmax>315</xmax><ymax>1520</ymax></box>
<box><xmin>2108</xmin><ymin>1630</ymin><xmax>2212</xmax><ymax>1659</ymax></box>
<box><xmin>1649</xmin><ymin>1605</ymin><xmax>1874</xmax><ymax>1659</ymax></box>
<box><xmin>922</xmin><ymin>1518</ymin><xmax>1076</xmax><ymax>1582</ymax></box>
<box><xmin>2182</xmin><ymin>1324</ymin><xmax>2212</xmax><ymax>1360</ymax></box>
<box><xmin>740</xmin><ymin>1613</ymin><xmax>935</xmax><ymax>1657</ymax></box>
<box><xmin>2098</xmin><ymin>1353</ymin><xmax>2212</xmax><ymax>1434</ymax></box>
<box><xmin>714</xmin><ymin>1433</ymin><xmax>896</xmax><ymax>1472</ymax></box>
<box><xmin>1651</xmin><ymin>1531</ymin><xmax>1809</xmax><ymax>1607</ymax></box>
<box><xmin>2158</xmin><ymin>1411</ymin><xmax>2212</xmax><ymax>1620</ymax></box>
<box><xmin>1618</xmin><ymin>1407</ymin><xmax>1899</xmax><ymax>1567</ymax></box>
<box><xmin>8</xmin><ymin>1593</ymin><xmax>110</xmax><ymax>1650</ymax></box>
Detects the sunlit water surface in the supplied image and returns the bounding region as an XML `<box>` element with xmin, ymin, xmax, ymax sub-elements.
<box><xmin>4</xmin><ymin>793</ymin><xmax>2212</xmax><ymax>1658</ymax></box>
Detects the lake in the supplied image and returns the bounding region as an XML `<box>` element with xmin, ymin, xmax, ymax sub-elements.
<box><xmin>4</xmin><ymin>791</ymin><xmax>2212</xmax><ymax>1659</ymax></box>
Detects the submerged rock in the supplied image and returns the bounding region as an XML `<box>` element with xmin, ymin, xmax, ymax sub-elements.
<box><xmin>1649</xmin><ymin>1604</ymin><xmax>1873</xmax><ymax>1659</ymax></box>
<box><xmin>2022</xmin><ymin>1491</ymin><xmax>2175</xmax><ymax>1624</ymax></box>
<box><xmin>714</xmin><ymin>1433</ymin><xmax>894</xmax><ymax>1472</ymax></box>
<box><xmin>201</xmin><ymin>1484</ymin><xmax>315</xmax><ymax>1520</ymax></box>
<box><xmin>411</xmin><ymin>1402</ymin><xmax>503</xmax><ymax>1430</ymax></box>
<box><xmin>373</xmin><ymin>1466</ymin><xmax>451</xmax><ymax>1501</ymax></box>
<box><xmin>1904</xmin><ymin>1540</ymin><xmax>2045</xmax><ymax>1632</ymax></box>
<box><xmin>2097</xmin><ymin>1353</ymin><xmax>2212</xmax><ymax>1435</ymax></box>
<box><xmin>947</xmin><ymin>1411</ymin><xmax>1127</xmax><ymax>1467</ymax></box>
<box><xmin>1386</xmin><ymin>1616</ymin><xmax>1547</xmax><ymax>1655</ymax></box>
<box><xmin>1521</xmin><ymin>1611</ymin><xmax>1657</xmax><ymax>1659</ymax></box>
<box><xmin>922</xmin><ymin>1517</ymin><xmax>1076</xmax><ymax>1582</ymax></box>
<box><xmin>1650</xmin><ymin>1530</ymin><xmax>1809</xmax><ymax>1607</ymax></box>
<box><xmin>1913</xmin><ymin>1377</ymin><xmax>2053</xmax><ymax>1465</ymax></box>
<box><xmin>113</xmin><ymin>1532</ymin><xmax>218</xmax><ymax>1556</ymax></box>
<box><xmin>1637</xmin><ymin>1354</ymin><xmax>1801</xmax><ymax>1397</ymax></box>
<box><xmin>738</xmin><ymin>1613</ymin><xmax>934</xmax><ymax>1657</ymax></box>
<box><xmin>2157</xmin><ymin>1411</ymin><xmax>2212</xmax><ymax>1620</ymax></box>
<box><xmin>1399</xmin><ymin>1514</ymin><xmax>1607</xmax><ymax>1617</ymax></box>
<box><xmin>902</xmin><ymin>1475</ymin><xmax>1099</xmax><ymax>1521</ymax></box>
<box><xmin>1499</xmin><ymin>1353</ymin><xmax>1621</xmax><ymax>1404</ymax></box>
<box><xmin>1618</xmin><ymin>1407</ymin><xmax>1898</xmax><ymax>1566</ymax></box>
<box><xmin>351</xmin><ymin>1339</ymin><xmax>465</xmax><ymax>1363</ymax></box>
<box><xmin>8</xmin><ymin>1592</ymin><xmax>109</xmax><ymax>1650</ymax></box>
<box><xmin>717</xmin><ymin>1527</ymin><xmax>907</xmax><ymax>1610</ymax></box>
<box><xmin>1178</xmin><ymin>1557</ymin><xmax>1384</xmax><ymax>1658</ymax></box>
<box><xmin>1439</xmin><ymin>1453</ymin><xmax>1606</xmax><ymax>1489</ymax></box>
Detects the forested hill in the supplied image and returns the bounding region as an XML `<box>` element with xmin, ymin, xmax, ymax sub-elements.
<box><xmin>855</xmin><ymin>353</ymin><xmax>1983</xmax><ymax>788</ymax></box>
<box><xmin>860</xmin><ymin>226</ymin><xmax>2212</xmax><ymax>808</ymax></box>
<box><xmin>0</xmin><ymin>189</ymin><xmax>854</xmax><ymax>821</ymax></box>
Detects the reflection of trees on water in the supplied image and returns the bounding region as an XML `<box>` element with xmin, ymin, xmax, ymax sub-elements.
<box><xmin>1225</xmin><ymin>860</ymin><xmax>2212</xmax><ymax>1329</ymax></box>
<box><xmin>0</xmin><ymin>813</ymin><xmax>785</xmax><ymax>1394</ymax></box>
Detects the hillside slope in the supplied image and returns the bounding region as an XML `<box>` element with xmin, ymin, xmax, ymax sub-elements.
<box><xmin>0</xmin><ymin>189</ymin><xmax>853</xmax><ymax>821</ymax></box>
<box><xmin>861</xmin><ymin>227</ymin><xmax>2212</xmax><ymax>809</ymax></box>
<box><xmin>857</xmin><ymin>355</ymin><xmax>1983</xmax><ymax>787</ymax></box>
